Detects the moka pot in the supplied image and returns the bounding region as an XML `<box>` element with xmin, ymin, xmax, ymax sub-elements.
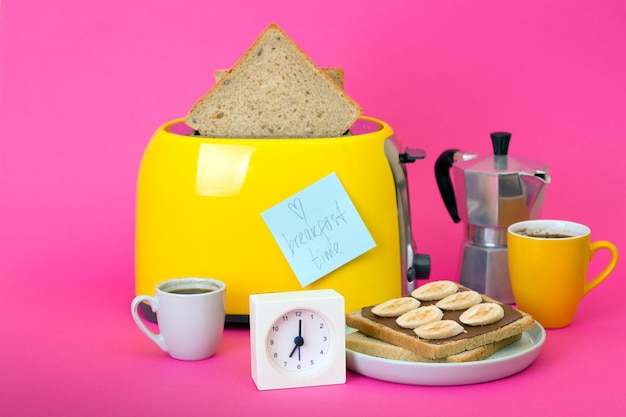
<box><xmin>434</xmin><ymin>132</ymin><xmax>550</xmax><ymax>303</ymax></box>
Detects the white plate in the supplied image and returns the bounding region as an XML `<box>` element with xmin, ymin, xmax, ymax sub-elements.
<box><xmin>346</xmin><ymin>322</ymin><xmax>546</xmax><ymax>386</ymax></box>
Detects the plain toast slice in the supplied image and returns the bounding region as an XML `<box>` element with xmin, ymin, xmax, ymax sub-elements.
<box><xmin>186</xmin><ymin>24</ymin><xmax>361</xmax><ymax>138</ymax></box>
<box><xmin>346</xmin><ymin>330</ymin><xmax>522</xmax><ymax>363</ymax></box>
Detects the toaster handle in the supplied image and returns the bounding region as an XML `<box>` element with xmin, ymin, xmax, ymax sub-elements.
<box><xmin>434</xmin><ymin>149</ymin><xmax>462</xmax><ymax>223</ymax></box>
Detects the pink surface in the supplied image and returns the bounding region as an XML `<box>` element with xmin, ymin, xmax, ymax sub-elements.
<box><xmin>1</xmin><ymin>0</ymin><xmax>625</xmax><ymax>416</ymax></box>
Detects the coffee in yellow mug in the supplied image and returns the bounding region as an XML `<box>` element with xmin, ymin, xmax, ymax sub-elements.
<box><xmin>507</xmin><ymin>220</ymin><xmax>618</xmax><ymax>329</ymax></box>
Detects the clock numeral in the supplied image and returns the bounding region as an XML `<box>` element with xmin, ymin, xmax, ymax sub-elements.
<box><xmin>310</xmin><ymin>359</ymin><xmax>315</xmax><ymax>365</ymax></box>
<box><xmin>274</xmin><ymin>353</ymin><xmax>278</xmax><ymax>359</ymax></box>
<box><xmin>281</xmin><ymin>315</ymin><xmax>288</xmax><ymax>322</ymax></box>
<box><xmin>272</xmin><ymin>325</ymin><xmax>279</xmax><ymax>332</ymax></box>
<box><xmin>320</xmin><ymin>349</ymin><xmax>324</xmax><ymax>355</ymax></box>
<box><xmin>319</xmin><ymin>323</ymin><xmax>324</xmax><ymax>329</ymax></box>
<box><xmin>323</xmin><ymin>336</ymin><xmax>327</xmax><ymax>342</ymax></box>
<box><xmin>295</xmin><ymin>311</ymin><xmax>302</xmax><ymax>317</ymax></box>
<box><xmin>269</xmin><ymin>339</ymin><xmax>275</xmax><ymax>345</ymax></box>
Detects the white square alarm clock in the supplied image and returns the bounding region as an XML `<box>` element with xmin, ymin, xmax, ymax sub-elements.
<box><xmin>249</xmin><ymin>289</ymin><xmax>346</xmax><ymax>390</ymax></box>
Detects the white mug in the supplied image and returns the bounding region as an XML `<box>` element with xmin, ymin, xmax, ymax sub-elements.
<box><xmin>131</xmin><ymin>277</ymin><xmax>226</xmax><ymax>360</ymax></box>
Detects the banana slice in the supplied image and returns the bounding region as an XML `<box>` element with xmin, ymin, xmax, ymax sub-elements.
<box><xmin>371</xmin><ymin>297</ymin><xmax>421</xmax><ymax>317</ymax></box>
<box><xmin>395</xmin><ymin>305</ymin><xmax>444</xmax><ymax>329</ymax></box>
<box><xmin>414</xmin><ymin>320</ymin><xmax>465</xmax><ymax>340</ymax></box>
<box><xmin>435</xmin><ymin>290</ymin><xmax>482</xmax><ymax>310</ymax></box>
<box><xmin>411</xmin><ymin>280</ymin><xmax>458</xmax><ymax>301</ymax></box>
<box><xmin>459</xmin><ymin>302</ymin><xmax>505</xmax><ymax>326</ymax></box>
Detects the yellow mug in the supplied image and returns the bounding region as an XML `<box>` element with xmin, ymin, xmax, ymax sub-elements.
<box><xmin>507</xmin><ymin>220</ymin><xmax>618</xmax><ymax>329</ymax></box>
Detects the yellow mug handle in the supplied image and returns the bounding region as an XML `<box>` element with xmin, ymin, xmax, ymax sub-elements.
<box><xmin>584</xmin><ymin>241</ymin><xmax>619</xmax><ymax>295</ymax></box>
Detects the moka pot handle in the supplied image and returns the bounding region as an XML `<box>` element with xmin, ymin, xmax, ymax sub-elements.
<box><xmin>434</xmin><ymin>149</ymin><xmax>461</xmax><ymax>223</ymax></box>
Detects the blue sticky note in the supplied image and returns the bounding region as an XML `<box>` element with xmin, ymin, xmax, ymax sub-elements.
<box><xmin>261</xmin><ymin>172</ymin><xmax>376</xmax><ymax>287</ymax></box>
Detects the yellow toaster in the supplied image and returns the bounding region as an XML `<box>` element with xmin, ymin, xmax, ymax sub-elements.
<box><xmin>135</xmin><ymin>116</ymin><xmax>430</xmax><ymax>323</ymax></box>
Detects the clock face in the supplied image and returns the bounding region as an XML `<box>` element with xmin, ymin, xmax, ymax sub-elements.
<box><xmin>249</xmin><ymin>289</ymin><xmax>346</xmax><ymax>390</ymax></box>
<box><xmin>266</xmin><ymin>308</ymin><xmax>331</xmax><ymax>372</ymax></box>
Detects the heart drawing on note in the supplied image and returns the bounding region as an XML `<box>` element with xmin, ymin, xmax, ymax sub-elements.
<box><xmin>288</xmin><ymin>198</ymin><xmax>307</xmax><ymax>224</ymax></box>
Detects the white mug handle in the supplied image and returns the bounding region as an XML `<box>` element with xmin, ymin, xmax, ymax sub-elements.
<box><xmin>131</xmin><ymin>295</ymin><xmax>167</xmax><ymax>352</ymax></box>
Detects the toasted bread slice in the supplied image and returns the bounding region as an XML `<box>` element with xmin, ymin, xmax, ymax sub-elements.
<box><xmin>346</xmin><ymin>330</ymin><xmax>522</xmax><ymax>363</ymax></box>
<box><xmin>345</xmin><ymin>283</ymin><xmax>535</xmax><ymax>359</ymax></box>
<box><xmin>214</xmin><ymin>67</ymin><xmax>344</xmax><ymax>89</ymax></box>
<box><xmin>186</xmin><ymin>24</ymin><xmax>361</xmax><ymax>138</ymax></box>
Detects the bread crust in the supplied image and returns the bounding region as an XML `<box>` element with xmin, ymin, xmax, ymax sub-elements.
<box><xmin>346</xmin><ymin>284</ymin><xmax>535</xmax><ymax>359</ymax></box>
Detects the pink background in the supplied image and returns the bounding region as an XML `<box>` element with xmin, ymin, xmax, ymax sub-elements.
<box><xmin>1</xmin><ymin>0</ymin><xmax>624</xmax><ymax>416</ymax></box>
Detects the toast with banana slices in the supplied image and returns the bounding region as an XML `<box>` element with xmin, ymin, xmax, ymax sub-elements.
<box><xmin>345</xmin><ymin>281</ymin><xmax>535</xmax><ymax>360</ymax></box>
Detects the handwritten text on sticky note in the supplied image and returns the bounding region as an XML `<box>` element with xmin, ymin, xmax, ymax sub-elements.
<box><xmin>261</xmin><ymin>172</ymin><xmax>376</xmax><ymax>287</ymax></box>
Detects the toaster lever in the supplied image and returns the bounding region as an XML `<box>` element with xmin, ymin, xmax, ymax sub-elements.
<box><xmin>399</xmin><ymin>148</ymin><xmax>426</xmax><ymax>163</ymax></box>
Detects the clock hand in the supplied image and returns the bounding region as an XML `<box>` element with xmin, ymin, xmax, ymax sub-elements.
<box><xmin>297</xmin><ymin>319</ymin><xmax>302</xmax><ymax>361</ymax></box>
<box><xmin>289</xmin><ymin>319</ymin><xmax>304</xmax><ymax>359</ymax></box>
